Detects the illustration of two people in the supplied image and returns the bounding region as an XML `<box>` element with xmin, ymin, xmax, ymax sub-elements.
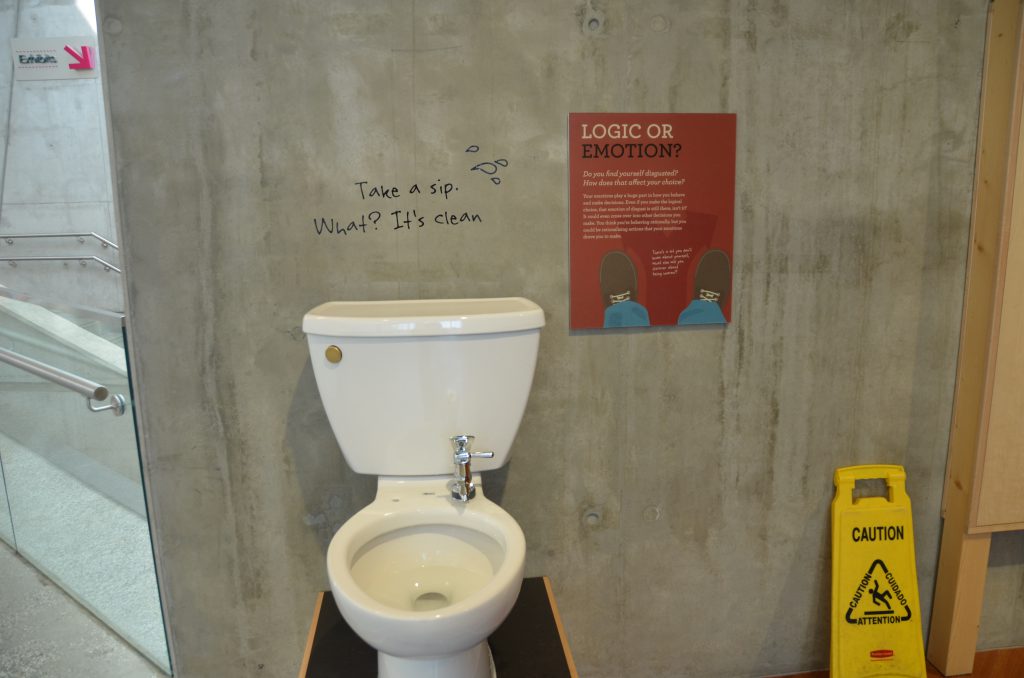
<box><xmin>600</xmin><ymin>249</ymin><xmax>730</xmax><ymax>328</ymax></box>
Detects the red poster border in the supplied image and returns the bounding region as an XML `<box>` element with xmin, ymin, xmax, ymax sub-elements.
<box><xmin>568</xmin><ymin>113</ymin><xmax>736</xmax><ymax>330</ymax></box>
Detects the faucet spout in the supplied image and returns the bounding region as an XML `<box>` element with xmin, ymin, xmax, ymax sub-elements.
<box><xmin>449</xmin><ymin>435</ymin><xmax>494</xmax><ymax>502</ymax></box>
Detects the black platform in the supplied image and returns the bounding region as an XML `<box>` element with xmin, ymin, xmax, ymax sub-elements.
<box><xmin>299</xmin><ymin>577</ymin><xmax>577</xmax><ymax>678</ymax></box>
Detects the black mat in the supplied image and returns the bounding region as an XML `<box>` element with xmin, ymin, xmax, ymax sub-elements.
<box><xmin>303</xmin><ymin>577</ymin><xmax>574</xmax><ymax>678</ymax></box>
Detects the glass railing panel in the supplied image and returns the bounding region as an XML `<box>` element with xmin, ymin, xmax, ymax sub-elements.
<box><xmin>0</xmin><ymin>451</ymin><xmax>13</xmax><ymax>547</ymax></box>
<box><xmin>0</xmin><ymin>291</ymin><xmax>170</xmax><ymax>673</ymax></box>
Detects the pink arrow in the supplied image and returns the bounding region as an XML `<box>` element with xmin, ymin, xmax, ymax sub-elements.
<box><xmin>63</xmin><ymin>45</ymin><xmax>94</xmax><ymax>70</ymax></box>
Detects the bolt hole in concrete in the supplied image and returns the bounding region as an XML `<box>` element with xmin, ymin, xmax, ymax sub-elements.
<box><xmin>588</xmin><ymin>17</ymin><xmax>601</xmax><ymax>30</ymax></box>
<box><xmin>642</xmin><ymin>505</ymin><xmax>662</xmax><ymax>522</ymax></box>
<box><xmin>413</xmin><ymin>591</ymin><xmax>450</xmax><ymax>611</ymax></box>
<box><xmin>103</xmin><ymin>16</ymin><xmax>123</xmax><ymax>35</ymax></box>
<box><xmin>583</xmin><ymin>508</ymin><xmax>602</xmax><ymax>526</ymax></box>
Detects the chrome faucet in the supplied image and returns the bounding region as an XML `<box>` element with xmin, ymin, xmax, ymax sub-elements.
<box><xmin>449</xmin><ymin>435</ymin><xmax>493</xmax><ymax>502</ymax></box>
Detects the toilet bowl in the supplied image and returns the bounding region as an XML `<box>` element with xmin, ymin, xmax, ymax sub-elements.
<box><xmin>303</xmin><ymin>297</ymin><xmax>544</xmax><ymax>678</ymax></box>
<box><xmin>327</xmin><ymin>477</ymin><xmax>525</xmax><ymax>678</ymax></box>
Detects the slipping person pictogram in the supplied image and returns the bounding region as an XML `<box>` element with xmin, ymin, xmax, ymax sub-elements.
<box><xmin>870</xmin><ymin>579</ymin><xmax>892</xmax><ymax>611</ymax></box>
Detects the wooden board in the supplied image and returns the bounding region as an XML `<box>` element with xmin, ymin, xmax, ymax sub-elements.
<box><xmin>928</xmin><ymin>0</ymin><xmax>1022</xmax><ymax>674</ymax></box>
<box><xmin>543</xmin><ymin>577</ymin><xmax>580</xmax><ymax>678</ymax></box>
<box><xmin>972</xmin><ymin>56</ymin><xmax>1024</xmax><ymax>529</ymax></box>
<box><xmin>297</xmin><ymin>593</ymin><xmax>325</xmax><ymax>678</ymax></box>
<box><xmin>938</xmin><ymin>0</ymin><xmax>1024</xmax><ymax>536</ymax></box>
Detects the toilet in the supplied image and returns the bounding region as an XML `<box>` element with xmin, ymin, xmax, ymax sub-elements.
<box><xmin>302</xmin><ymin>297</ymin><xmax>545</xmax><ymax>678</ymax></box>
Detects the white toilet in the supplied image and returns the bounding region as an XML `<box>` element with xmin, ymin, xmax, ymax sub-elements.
<box><xmin>302</xmin><ymin>297</ymin><xmax>545</xmax><ymax>678</ymax></box>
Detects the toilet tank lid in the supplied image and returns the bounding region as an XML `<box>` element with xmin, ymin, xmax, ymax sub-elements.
<box><xmin>303</xmin><ymin>297</ymin><xmax>545</xmax><ymax>337</ymax></box>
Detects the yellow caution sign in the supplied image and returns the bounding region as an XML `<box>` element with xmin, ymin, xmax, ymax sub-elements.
<box><xmin>830</xmin><ymin>465</ymin><xmax>926</xmax><ymax>678</ymax></box>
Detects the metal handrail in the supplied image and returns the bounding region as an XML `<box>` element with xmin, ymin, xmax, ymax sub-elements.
<box><xmin>2</xmin><ymin>232</ymin><xmax>118</xmax><ymax>249</ymax></box>
<box><xmin>0</xmin><ymin>255</ymin><xmax>121</xmax><ymax>273</ymax></box>
<box><xmin>0</xmin><ymin>345</ymin><xmax>126</xmax><ymax>415</ymax></box>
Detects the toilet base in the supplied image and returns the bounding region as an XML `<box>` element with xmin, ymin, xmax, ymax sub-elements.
<box><xmin>378</xmin><ymin>640</ymin><xmax>496</xmax><ymax>678</ymax></box>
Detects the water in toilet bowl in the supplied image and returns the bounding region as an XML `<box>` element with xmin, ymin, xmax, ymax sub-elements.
<box><xmin>349</xmin><ymin>524</ymin><xmax>504</xmax><ymax>612</ymax></box>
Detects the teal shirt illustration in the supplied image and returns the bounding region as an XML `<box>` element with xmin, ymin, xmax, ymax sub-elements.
<box><xmin>677</xmin><ymin>299</ymin><xmax>726</xmax><ymax>325</ymax></box>
<box><xmin>604</xmin><ymin>300</ymin><xmax>651</xmax><ymax>328</ymax></box>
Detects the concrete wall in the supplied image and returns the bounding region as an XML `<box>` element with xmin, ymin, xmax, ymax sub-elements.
<box><xmin>96</xmin><ymin>1</ymin><xmax>1023</xmax><ymax>676</ymax></box>
<box><xmin>0</xmin><ymin>0</ymin><xmax>122</xmax><ymax>311</ymax></box>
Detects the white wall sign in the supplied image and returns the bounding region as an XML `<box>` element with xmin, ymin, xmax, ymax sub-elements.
<box><xmin>11</xmin><ymin>37</ymin><xmax>99</xmax><ymax>81</ymax></box>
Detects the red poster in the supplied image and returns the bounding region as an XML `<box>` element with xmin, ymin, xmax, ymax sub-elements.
<box><xmin>569</xmin><ymin>113</ymin><xmax>736</xmax><ymax>329</ymax></box>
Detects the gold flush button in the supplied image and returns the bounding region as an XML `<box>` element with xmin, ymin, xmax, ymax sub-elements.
<box><xmin>325</xmin><ymin>345</ymin><xmax>343</xmax><ymax>363</ymax></box>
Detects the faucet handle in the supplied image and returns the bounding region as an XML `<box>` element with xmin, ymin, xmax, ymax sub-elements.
<box><xmin>450</xmin><ymin>435</ymin><xmax>494</xmax><ymax>462</ymax></box>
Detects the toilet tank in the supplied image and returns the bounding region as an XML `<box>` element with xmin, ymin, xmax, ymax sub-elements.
<box><xmin>303</xmin><ymin>298</ymin><xmax>544</xmax><ymax>476</ymax></box>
